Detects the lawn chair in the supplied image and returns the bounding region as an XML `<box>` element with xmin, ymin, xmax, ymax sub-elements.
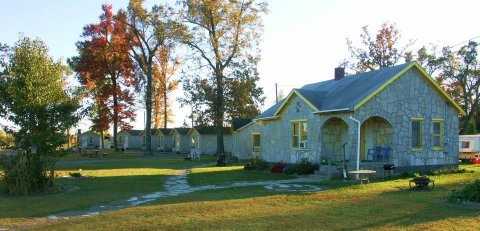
<box><xmin>367</xmin><ymin>146</ymin><xmax>382</xmax><ymax>161</ymax></box>
<box><xmin>189</xmin><ymin>149</ymin><xmax>201</xmax><ymax>160</ymax></box>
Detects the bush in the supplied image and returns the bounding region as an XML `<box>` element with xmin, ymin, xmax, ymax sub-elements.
<box><xmin>69</xmin><ymin>172</ymin><xmax>82</xmax><ymax>178</ymax></box>
<box><xmin>295</xmin><ymin>158</ymin><xmax>318</xmax><ymax>175</ymax></box>
<box><xmin>255</xmin><ymin>157</ymin><xmax>269</xmax><ymax>171</ymax></box>
<box><xmin>243</xmin><ymin>157</ymin><xmax>269</xmax><ymax>171</ymax></box>
<box><xmin>0</xmin><ymin>152</ymin><xmax>54</xmax><ymax>195</ymax></box>
<box><xmin>270</xmin><ymin>162</ymin><xmax>286</xmax><ymax>173</ymax></box>
<box><xmin>428</xmin><ymin>167</ymin><xmax>472</xmax><ymax>175</ymax></box>
<box><xmin>449</xmin><ymin>179</ymin><xmax>480</xmax><ymax>203</ymax></box>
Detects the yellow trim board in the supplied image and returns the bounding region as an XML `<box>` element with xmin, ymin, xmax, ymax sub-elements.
<box><xmin>354</xmin><ymin>62</ymin><xmax>465</xmax><ymax>115</ymax></box>
<box><xmin>273</xmin><ymin>89</ymin><xmax>319</xmax><ymax>116</ymax></box>
<box><xmin>290</xmin><ymin>119</ymin><xmax>307</xmax><ymax>122</ymax></box>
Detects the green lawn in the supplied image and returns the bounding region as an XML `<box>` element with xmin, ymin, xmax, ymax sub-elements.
<box><xmin>58</xmin><ymin>149</ymin><xmax>142</xmax><ymax>161</ymax></box>
<box><xmin>0</xmin><ymin>157</ymin><xmax>216</xmax><ymax>219</ymax></box>
<box><xmin>1</xmin><ymin>159</ymin><xmax>480</xmax><ymax>230</ymax></box>
<box><xmin>188</xmin><ymin>165</ymin><xmax>297</xmax><ymax>186</ymax></box>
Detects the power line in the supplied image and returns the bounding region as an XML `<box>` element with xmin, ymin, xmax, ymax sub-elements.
<box><xmin>448</xmin><ymin>35</ymin><xmax>480</xmax><ymax>49</ymax></box>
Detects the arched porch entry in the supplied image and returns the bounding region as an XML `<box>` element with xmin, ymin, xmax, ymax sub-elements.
<box><xmin>321</xmin><ymin>117</ymin><xmax>349</xmax><ymax>162</ymax></box>
<box><xmin>360</xmin><ymin>116</ymin><xmax>393</xmax><ymax>161</ymax></box>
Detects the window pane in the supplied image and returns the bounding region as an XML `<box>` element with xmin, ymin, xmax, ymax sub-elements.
<box><xmin>462</xmin><ymin>141</ymin><xmax>470</xmax><ymax>149</ymax></box>
<box><xmin>433</xmin><ymin>123</ymin><xmax>440</xmax><ymax>134</ymax></box>
<box><xmin>292</xmin><ymin>135</ymin><xmax>299</xmax><ymax>147</ymax></box>
<box><xmin>412</xmin><ymin>121</ymin><xmax>421</xmax><ymax>148</ymax></box>
<box><xmin>292</xmin><ymin>123</ymin><xmax>298</xmax><ymax>135</ymax></box>
<box><xmin>301</xmin><ymin>122</ymin><xmax>307</xmax><ymax>141</ymax></box>
<box><xmin>253</xmin><ymin>134</ymin><xmax>260</xmax><ymax>147</ymax></box>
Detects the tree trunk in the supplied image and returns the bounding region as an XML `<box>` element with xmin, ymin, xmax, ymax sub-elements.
<box><xmin>163</xmin><ymin>85</ymin><xmax>167</xmax><ymax>129</ymax></box>
<box><xmin>112</xmin><ymin>76</ymin><xmax>119</xmax><ymax>152</ymax></box>
<box><xmin>100</xmin><ymin>130</ymin><xmax>105</xmax><ymax>149</ymax></box>
<box><xmin>145</xmin><ymin>65</ymin><xmax>153</xmax><ymax>155</ymax></box>
<box><xmin>215</xmin><ymin>71</ymin><xmax>225</xmax><ymax>165</ymax></box>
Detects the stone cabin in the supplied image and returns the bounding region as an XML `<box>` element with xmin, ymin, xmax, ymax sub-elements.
<box><xmin>170</xmin><ymin>128</ymin><xmax>191</xmax><ymax>153</ymax></box>
<box><xmin>249</xmin><ymin>62</ymin><xmax>464</xmax><ymax>173</ymax></box>
<box><xmin>140</xmin><ymin>129</ymin><xmax>158</xmax><ymax>150</ymax></box>
<box><xmin>78</xmin><ymin>130</ymin><xmax>101</xmax><ymax>149</ymax></box>
<box><xmin>188</xmin><ymin>126</ymin><xmax>233</xmax><ymax>154</ymax></box>
<box><xmin>232</xmin><ymin>119</ymin><xmax>261</xmax><ymax>160</ymax></box>
<box><xmin>117</xmin><ymin>129</ymin><xmax>143</xmax><ymax>150</ymax></box>
<box><xmin>155</xmin><ymin>128</ymin><xmax>173</xmax><ymax>152</ymax></box>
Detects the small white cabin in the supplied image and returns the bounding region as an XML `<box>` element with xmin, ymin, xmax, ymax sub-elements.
<box><xmin>459</xmin><ymin>135</ymin><xmax>480</xmax><ymax>160</ymax></box>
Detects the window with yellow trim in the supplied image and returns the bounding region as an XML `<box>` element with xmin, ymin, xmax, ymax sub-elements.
<box><xmin>291</xmin><ymin>121</ymin><xmax>307</xmax><ymax>149</ymax></box>
<box><xmin>252</xmin><ymin>133</ymin><xmax>260</xmax><ymax>151</ymax></box>
<box><xmin>191</xmin><ymin>136</ymin><xmax>198</xmax><ymax>148</ymax></box>
<box><xmin>432</xmin><ymin>120</ymin><xmax>443</xmax><ymax>149</ymax></box>
<box><xmin>411</xmin><ymin>119</ymin><xmax>422</xmax><ymax>149</ymax></box>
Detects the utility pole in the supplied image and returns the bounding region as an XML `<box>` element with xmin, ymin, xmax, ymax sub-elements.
<box><xmin>275</xmin><ymin>83</ymin><xmax>278</xmax><ymax>103</ymax></box>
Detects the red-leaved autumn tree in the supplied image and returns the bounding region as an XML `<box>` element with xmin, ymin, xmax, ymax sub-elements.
<box><xmin>72</xmin><ymin>4</ymin><xmax>136</xmax><ymax>151</ymax></box>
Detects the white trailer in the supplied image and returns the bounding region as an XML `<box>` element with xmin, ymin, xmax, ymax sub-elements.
<box><xmin>459</xmin><ymin>135</ymin><xmax>480</xmax><ymax>160</ymax></box>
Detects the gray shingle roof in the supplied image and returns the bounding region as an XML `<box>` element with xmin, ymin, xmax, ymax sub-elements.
<box><xmin>301</xmin><ymin>62</ymin><xmax>412</xmax><ymax>111</ymax></box>
<box><xmin>173</xmin><ymin>128</ymin><xmax>191</xmax><ymax>135</ymax></box>
<box><xmin>255</xmin><ymin>99</ymin><xmax>284</xmax><ymax>119</ymax></box>
<box><xmin>193</xmin><ymin>126</ymin><xmax>233</xmax><ymax>135</ymax></box>
<box><xmin>256</xmin><ymin>62</ymin><xmax>413</xmax><ymax>119</ymax></box>
<box><xmin>127</xmin><ymin>130</ymin><xmax>143</xmax><ymax>136</ymax></box>
<box><xmin>158</xmin><ymin>128</ymin><xmax>173</xmax><ymax>135</ymax></box>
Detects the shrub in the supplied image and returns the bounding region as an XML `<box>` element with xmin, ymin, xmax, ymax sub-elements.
<box><xmin>448</xmin><ymin>179</ymin><xmax>480</xmax><ymax>203</ymax></box>
<box><xmin>270</xmin><ymin>162</ymin><xmax>286</xmax><ymax>173</ymax></box>
<box><xmin>255</xmin><ymin>157</ymin><xmax>269</xmax><ymax>171</ymax></box>
<box><xmin>0</xmin><ymin>152</ymin><xmax>54</xmax><ymax>195</ymax></box>
<box><xmin>428</xmin><ymin>167</ymin><xmax>472</xmax><ymax>175</ymax></box>
<box><xmin>243</xmin><ymin>157</ymin><xmax>269</xmax><ymax>171</ymax></box>
<box><xmin>69</xmin><ymin>172</ymin><xmax>82</xmax><ymax>178</ymax></box>
<box><xmin>295</xmin><ymin>158</ymin><xmax>318</xmax><ymax>175</ymax></box>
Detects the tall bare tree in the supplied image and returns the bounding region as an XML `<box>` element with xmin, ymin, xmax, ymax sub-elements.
<box><xmin>152</xmin><ymin>46</ymin><xmax>180</xmax><ymax>129</ymax></box>
<box><xmin>344</xmin><ymin>22</ymin><xmax>414</xmax><ymax>73</ymax></box>
<box><xmin>180</xmin><ymin>0</ymin><xmax>268</xmax><ymax>162</ymax></box>
<box><xmin>119</xmin><ymin>0</ymin><xmax>183</xmax><ymax>153</ymax></box>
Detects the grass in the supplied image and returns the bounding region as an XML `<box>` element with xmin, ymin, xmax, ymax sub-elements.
<box><xmin>0</xmin><ymin>157</ymin><xmax>216</xmax><ymax>219</ymax></box>
<box><xmin>58</xmin><ymin>149</ymin><xmax>142</xmax><ymax>161</ymax></box>
<box><xmin>188</xmin><ymin>165</ymin><xmax>297</xmax><ymax>186</ymax></box>
<box><xmin>1</xmin><ymin>161</ymin><xmax>480</xmax><ymax>230</ymax></box>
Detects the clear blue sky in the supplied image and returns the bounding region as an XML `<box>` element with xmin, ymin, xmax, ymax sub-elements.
<box><xmin>1</xmin><ymin>0</ymin><xmax>479</xmax><ymax>131</ymax></box>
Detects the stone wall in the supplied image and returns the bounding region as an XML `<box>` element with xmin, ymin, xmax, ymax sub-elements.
<box><xmin>353</xmin><ymin>69</ymin><xmax>459</xmax><ymax>167</ymax></box>
<box><xmin>257</xmin><ymin>68</ymin><xmax>459</xmax><ymax>168</ymax></box>
<box><xmin>232</xmin><ymin>122</ymin><xmax>261</xmax><ymax>160</ymax></box>
<box><xmin>259</xmin><ymin>94</ymin><xmax>323</xmax><ymax>164</ymax></box>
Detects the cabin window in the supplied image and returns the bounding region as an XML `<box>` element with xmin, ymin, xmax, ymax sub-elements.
<box><xmin>252</xmin><ymin>133</ymin><xmax>260</xmax><ymax>151</ymax></box>
<box><xmin>291</xmin><ymin>120</ymin><xmax>307</xmax><ymax>149</ymax></box>
<box><xmin>191</xmin><ymin>136</ymin><xmax>199</xmax><ymax>149</ymax></box>
<box><xmin>89</xmin><ymin>136</ymin><xmax>93</xmax><ymax>144</ymax></box>
<box><xmin>411</xmin><ymin>118</ymin><xmax>423</xmax><ymax>150</ymax></box>
<box><xmin>432</xmin><ymin>119</ymin><xmax>443</xmax><ymax>150</ymax></box>
<box><xmin>461</xmin><ymin>141</ymin><xmax>470</xmax><ymax>149</ymax></box>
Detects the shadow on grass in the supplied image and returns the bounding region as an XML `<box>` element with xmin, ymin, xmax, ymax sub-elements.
<box><xmin>0</xmin><ymin>174</ymin><xmax>171</xmax><ymax>218</ymax></box>
<box><xmin>55</xmin><ymin>156</ymin><xmax>217</xmax><ymax>171</ymax></box>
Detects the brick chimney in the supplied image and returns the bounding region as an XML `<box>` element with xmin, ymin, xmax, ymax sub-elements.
<box><xmin>334</xmin><ymin>67</ymin><xmax>345</xmax><ymax>81</ymax></box>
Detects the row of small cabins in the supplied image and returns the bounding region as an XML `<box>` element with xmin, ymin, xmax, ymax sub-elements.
<box><xmin>79</xmin><ymin>62</ymin><xmax>465</xmax><ymax>173</ymax></box>
<box><xmin>78</xmin><ymin>123</ymin><xmax>249</xmax><ymax>155</ymax></box>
